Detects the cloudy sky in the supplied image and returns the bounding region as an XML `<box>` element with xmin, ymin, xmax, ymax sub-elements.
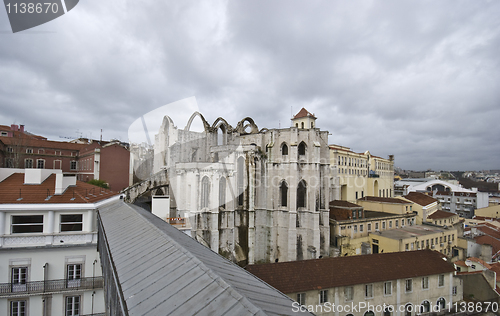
<box><xmin>1</xmin><ymin>0</ymin><xmax>499</xmax><ymax>171</ymax></box>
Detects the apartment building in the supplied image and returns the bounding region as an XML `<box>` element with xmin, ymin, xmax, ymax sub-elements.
<box><xmin>329</xmin><ymin>145</ymin><xmax>394</xmax><ymax>203</ymax></box>
<box><xmin>0</xmin><ymin>125</ymin><xmax>130</xmax><ymax>191</ymax></box>
<box><xmin>246</xmin><ymin>250</ymin><xmax>462</xmax><ymax>316</ymax></box>
<box><xmin>329</xmin><ymin>200</ymin><xmax>416</xmax><ymax>256</ymax></box>
<box><xmin>0</xmin><ymin>168</ymin><xmax>120</xmax><ymax>316</ymax></box>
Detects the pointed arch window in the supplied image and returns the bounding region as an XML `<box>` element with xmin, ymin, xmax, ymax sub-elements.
<box><xmin>281</xmin><ymin>143</ymin><xmax>288</xmax><ymax>156</ymax></box>
<box><xmin>237</xmin><ymin>157</ymin><xmax>245</xmax><ymax>206</ymax></box>
<box><xmin>219</xmin><ymin>177</ymin><xmax>226</xmax><ymax>209</ymax></box>
<box><xmin>297</xmin><ymin>180</ymin><xmax>307</xmax><ymax>209</ymax></box>
<box><xmin>298</xmin><ymin>142</ymin><xmax>306</xmax><ymax>156</ymax></box>
<box><xmin>280</xmin><ymin>181</ymin><xmax>288</xmax><ymax>207</ymax></box>
<box><xmin>201</xmin><ymin>176</ymin><xmax>210</xmax><ymax>209</ymax></box>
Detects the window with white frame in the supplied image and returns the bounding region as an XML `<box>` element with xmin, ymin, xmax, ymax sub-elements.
<box><xmin>345</xmin><ymin>286</ymin><xmax>353</xmax><ymax>301</ymax></box>
<box><xmin>296</xmin><ymin>293</ymin><xmax>305</xmax><ymax>306</ymax></box>
<box><xmin>24</xmin><ymin>159</ymin><xmax>33</xmax><ymax>168</ymax></box>
<box><xmin>66</xmin><ymin>264</ymin><xmax>82</xmax><ymax>288</ymax></box>
<box><xmin>319</xmin><ymin>290</ymin><xmax>328</xmax><ymax>304</ymax></box>
<box><xmin>37</xmin><ymin>159</ymin><xmax>45</xmax><ymax>169</ymax></box>
<box><xmin>7</xmin><ymin>146</ymin><xmax>13</xmax><ymax>152</ymax></box>
<box><xmin>405</xmin><ymin>279</ymin><xmax>412</xmax><ymax>292</ymax></box>
<box><xmin>422</xmin><ymin>276</ymin><xmax>429</xmax><ymax>289</ymax></box>
<box><xmin>11</xmin><ymin>215</ymin><xmax>43</xmax><ymax>234</ymax></box>
<box><xmin>26</xmin><ymin>148</ymin><xmax>32</xmax><ymax>154</ymax></box>
<box><xmin>384</xmin><ymin>281</ymin><xmax>392</xmax><ymax>295</ymax></box>
<box><xmin>11</xmin><ymin>267</ymin><xmax>28</xmax><ymax>292</ymax></box>
<box><xmin>452</xmin><ymin>286</ymin><xmax>457</xmax><ymax>295</ymax></box>
<box><xmin>438</xmin><ymin>274</ymin><xmax>445</xmax><ymax>287</ymax></box>
<box><xmin>70</xmin><ymin>161</ymin><xmax>77</xmax><ymax>170</ymax></box>
<box><xmin>365</xmin><ymin>284</ymin><xmax>373</xmax><ymax>298</ymax></box>
<box><xmin>367</xmin><ymin>223</ymin><xmax>371</xmax><ymax>231</ymax></box>
<box><xmin>60</xmin><ymin>214</ymin><xmax>83</xmax><ymax>232</ymax></box>
<box><xmin>10</xmin><ymin>300</ymin><xmax>27</xmax><ymax>316</ymax></box>
<box><xmin>65</xmin><ymin>295</ymin><xmax>80</xmax><ymax>316</ymax></box>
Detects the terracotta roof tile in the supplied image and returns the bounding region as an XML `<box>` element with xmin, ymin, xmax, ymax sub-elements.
<box><xmin>246</xmin><ymin>250</ymin><xmax>455</xmax><ymax>294</ymax></box>
<box><xmin>404</xmin><ymin>192</ymin><xmax>438</xmax><ymax>206</ymax></box>
<box><xmin>358</xmin><ymin>196</ymin><xmax>412</xmax><ymax>204</ymax></box>
<box><xmin>467</xmin><ymin>257</ymin><xmax>491</xmax><ymax>269</ymax></box>
<box><xmin>427</xmin><ymin>210</ymin><xmax>457</xmax><ymax>220</ymax></box>
<box><xmin>329</xmin><ymin>200</ymin><xmax>361</xmax><ymax>208</ymax></box>
<box><xmin>293</xmin><ymin>108</ymin><xmax>317</xmax><ymax>119</ymax></box>
<box><xmin>0</xmin><ymin>173</ymin><xmax>119</xmax><ymax>204</ymax></box>
<box><xmin>475</xmin><ymin>235</ymin><xmax>500</xmax><ymax>255</ymax></box>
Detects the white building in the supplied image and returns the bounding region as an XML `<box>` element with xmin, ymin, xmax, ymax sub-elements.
<box><xmin>395</xmin><ymin>179</ymin><xmax>489</xmax><ymax>218</ymax></box>
<box><xmin>0</xmin><ymin>168</ymin><xmax>120</xmax><ymax>316</ymax></box>
<box><xmin>152</xmin><ymin>109</ymin><xmax>331</xmax><ymax>264</ymax></box>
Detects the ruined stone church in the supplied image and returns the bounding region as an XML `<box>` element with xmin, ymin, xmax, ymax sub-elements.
<box><xmin>153</xmin><ymin>108</ymin><xmax>330</xmax><ymax>265</ymax></box>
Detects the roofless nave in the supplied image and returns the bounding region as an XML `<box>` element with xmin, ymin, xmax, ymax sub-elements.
<box><xmin>127</xmin><ymin>108</ymin><xmax>394</xmax><ymax>265</ymax></box>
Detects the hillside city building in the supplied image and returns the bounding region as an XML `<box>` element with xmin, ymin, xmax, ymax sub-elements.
<box><xmin>0</xmin><ymin>168</ymin><xmax>121</xmax><ymax>316</ymax></box>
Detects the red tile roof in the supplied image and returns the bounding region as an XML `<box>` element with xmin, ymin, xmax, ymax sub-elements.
<box><xmin>358</xmin><ymin>196</ymin><xmax>412</xmax><ymax>204</ymax></box>
<box><xmin>427</xmin><ymin>210</ymin><xmax>458</xmax><ymax>220</ymax></box>
<box><xmin>476</xmin><ymin>225</ymin><xmax>500</xmax><ymax>240</ymax></box>
<box><xmin>293</xmin><ymin>108</ymin><xmax>317</xmax><ymax>119</ymax></box>
<box><xmin>329</xmin><ymin>200</ymin><xmax>361</xmax><ymax>208</ymax></box>
<box><xmin>404</xmin><ymin>192</ymin><xmax>438</xmax><ymax>206</ymax></box>
<box><xmin>245</xmin><ymin>250</ymin><xmax>455</xmax><ymax>294</ymax></box>
<box><xmin>0</xmin><ymin>137</ymin><xmax>84</xmax><ymax>150</ymax></box>
<box><xmin>467</xmin><ymin>257</ymin><xmax>491</xmax><ymax>269</ymax></box>
<box><xmin>475</xmin><ymin>235</ymin><xmax>500</xmax><ymax>255</ymax></box>
<box><xmin>329</xmin><ymin>207</ymin><xmax>352</xmax><ymax>220</ymax></box>
<box><xmin>0</xmin><ymin>173</ymin><xmax>119</xmax><ymax>204</ymax></box>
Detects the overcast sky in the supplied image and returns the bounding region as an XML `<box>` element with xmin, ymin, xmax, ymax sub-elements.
<box><xmin>1</xmin><ymin>0</ymin><xmax>499</xmax><ymax>171</ymax></box>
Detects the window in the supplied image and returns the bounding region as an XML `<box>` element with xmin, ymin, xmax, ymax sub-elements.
<box><xmin>296</xmin><ymin>293</ymin><xmax>305</xmax><ymax>306</ymax></box>
<box><xmin>405</xmin><ymin>243</ymin><xmax>409</xmax><ymax>251</ymax></box>
<box><xmin>201</xmin><ymin>176</ymin><xmax>210</xmax><ymax>209</ymax></box>
<box><xmin>358</xmin><ymin>210</ymin><xmax>362</xmax><ymax>218</ymax></box>
<box><xmin>360</xmin><ymin>224</ymin><xmax>363</xmax><ymax>232</ymax></box>
<box><xmin>395</xmin><ymin>220</ymin><xmax>399</xmax><ymax>228</ymax></box>
<box><xmin>354</xmin><ymin>225</ymin><xmax>357</xmax><ymax>233</ymax></box>
<box><xmin>319</xmin><ymin>290</ymin><xmax>328</xmax><ymax>304</ymax></box>
<box><xmin>237</xmin><ymin>157</ymin><xmax>244</xmax><ymax>206</ymax></box>
<box><xmin>298</xmin><ymin>142</ymin><xmax>306</xmax><ymax>156</ymax></box>
<box><xmin>375</xmin><ymin>223</ymin><xmax>379</xmax><ymax>230</ymax></box>
<box><xmin>10</xmin><ymin>300</ymin><xmax>26</xmax><ymax>316</ymax></box>
<box><xmin>12</xmin><ymin>215</ymin><xmax>43</xmax><ymax>234</ymax></box>
<box><xmin>66</xmin><ymin>264</ymin><xmax>82</xmax><ymax>288</ymax></box>
<box><xmin>344</xmin><ymin>286</ymin><xmax>353</xmax><ymax>301</ymax></box>
<box><xmin>384</xmin><ymin>281</ymin><xmax>392</xmax><ymax>295</ymax></box>
<box><xmin>219</xmin><ymin>177</ymin><xmax>226</xmax><ymax>209</ymax></box>
<box><xmin>389</xmin><ymin>221</ymin><xmax>392</xmax><ymax>228</ymax></box>
<box><xmin>280</xmin><ymin>181</ymin><xmax>288</xmax><ymax>207</ymax></box>
<box><xmin>37</xmin><ymin>159</ymin><xmax>45</xmax><ymax>169</ymax></box>
<box><xmin>404</xmin><ymin>304</ymin><xmax>412</xmax><ymax>316</ymax></box>
<box><xmin>437</xmin><ymin>297</ymin><xmax>446</xmax><ymax>309</ymax></box>
<box><xmin>405</xmin><ymin>279</ymin><xmax>412</xmax><ymax>292</ymax></box>
<box><xmin>11</xmin><ymin>267</ymin><xmax>28</xmax><ymax>292</ymax></box>
<box><xmin>365</xmin><ymin>284</ymin><xmax>373</xmax><ymax>298</ymax></box>
<box><xmin>420</xmin><ymin>301</ymin><xmax>430</xmax><ymax>313</ymax></box>
<box><xmin>24</xmin><ymin>159</ymin><xmax>33</xmax><ymax>168</ymax></box>
<box><xmin>382</xmin><ymin>222</ymin><xmax>386</xmax><ymax>229</ymax></box>
<box><xmin>367</xmin><ymin>223</ymin><xmax>371</xmax><ymax>231</ymax></box>
<box><xmin>402</xmin><ymin>219</ymin><xmax>405</xmax><ymax>226</ymax></box>
<box><xmin>6</xmin><ymin>158</ymin><xmax>14</xmax><ymax>168</ymax></box>
<box><xmin>296</xmin><ymin>180</ymin><xmax>307</xmax><ymax>209</ymax></box>
<box><xmin>438</xmin><ymin>274</ymin><xmax>445</xmax><ymax>287</ymax></box>
<box><xmin>281</xmin><ymin>143</ymin><xmax>288</xmax><ymax>156</ymax></box>
<box><xmin>422</xmin><ymin>276</ymin><xmax>429</xmax><ymax>289</ymax></box>
<box><xmin>7</xmin><ymin>146</ymin><xmax>13</xmax><ymax>152</ymax></box>
<box><xmin>60</xmin><ymin>214</ymin><xmax>83</xmax><ymax>232</ymax></box>
<box><xmin>70</xmin><ymin>161</ymin><xmax>77</xmax><ymax>170</ymax></box>
<box><xmin>452</xmin><ymin>286</ymin><xmax>457</xmax><ymax>295</ymax></box>
<box><xmin>65</xmin><ymin>296</ymin><xmax>80</xmax><ymax>316</ymax></box>
<box><xmin>352</xmin><ymin>210</ymin><xmax>357</xmax><ymax>219</ymax></box>
<box><xmin>26</xmin><ymin>148</ymin><xmax>32</xmax><ymax>154</ymax></box>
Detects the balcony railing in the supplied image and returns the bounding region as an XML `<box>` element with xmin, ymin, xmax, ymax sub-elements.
<box><xmin>0</xmin><ymin>276</ymin><xmax>103</xmax><ymax>297</ymax></box>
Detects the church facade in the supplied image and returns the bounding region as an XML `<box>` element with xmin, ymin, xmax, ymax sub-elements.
<box><xmin>153</xmin><ymin>109</ymin><xmax>330</xmax><ymax>265</ymax></box>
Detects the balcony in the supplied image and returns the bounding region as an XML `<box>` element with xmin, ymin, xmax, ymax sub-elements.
<box><xmin>0</xmin><ymin>276</ymin><xmax>103</xmax><ymax>297</ymax></box>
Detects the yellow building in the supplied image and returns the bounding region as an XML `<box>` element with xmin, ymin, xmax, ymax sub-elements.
<box><xmin>475</xmin><ymin>204</ymin><xmax>500</xmax><ymax>219</ymax></box>
<box><xmin>356</xmin><ymin>196</ymin><xmax>415</xmax><ymax>215</ymax></box>
<box><xmin>426</xmin><ymin>210</ymin><xmax>460</xmax><ymax>227</ymax></box>
<box><xmin>402</xmin><ymin>192</ymin><xmax>440</xmax><ymax>224</ymax></box>
<box><xmin>369</xmin><ymin>225</ymin><xmax>458</xmax><ymax>257</ymax></box>
<box><xmin>329</xmin><ymin>200</ymin><xmax>416</xmax><ymax>257</ymax></box>
<box><xmin>329</xmin><ymin>146</ymin><xmax>394</xmax><ymax>203</ymax></box>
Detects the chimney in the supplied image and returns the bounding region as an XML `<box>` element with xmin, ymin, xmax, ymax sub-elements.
<box><xmin>20</xmin><ymin>125</ymin><xmax>25</xmax><ymax>132</ymax></box>
<box><xmin>10</xmin><ymin>124</ymin><xmax>18</xmax><ymax>132</ymax></box>
<box><xmin>55</xmin><ymin>173</ymin><xmax>77</xmax><ymax>195</ymax></box>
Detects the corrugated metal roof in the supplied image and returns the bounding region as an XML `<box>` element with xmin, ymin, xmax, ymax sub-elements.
<box><xmin>98</xmin><ymin>201</ymin><xmax>313</xmax><ymax>316</ymax></box>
